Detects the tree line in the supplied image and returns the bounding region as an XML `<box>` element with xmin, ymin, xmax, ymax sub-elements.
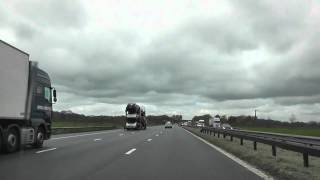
<box><xmin>53</xmin><ymin>111</ymin><xmax>183</xmax><ymax>126</ymax></box>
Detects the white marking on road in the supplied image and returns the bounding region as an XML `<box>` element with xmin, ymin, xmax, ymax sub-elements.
<box><xmin>50</xmin><ymin>130</ymin><xmax>119</xmax><ymax>140</ymax></box>
<box><xmin>94</xmin><ymin>138</ymin><xmax>102</xmax><ymax>141</ymax></box>
<box><xmin>125</xmin><ymin>148</ymin><xmax>136</xmax><ymax>155</ymax></box>
<box><xmin>36</xmin><ymin>148</ymin><xmax>57</xmax><ymax>154</ymax></box>
<box><xmin>155</xmin><ymin>134</ymin><xmax>159</xmax><ymax>136</ymax></box>
<box><xmin>147</xmin><ymin>139</ymin><xmax>152</xmax><ymax>142</ymax></box>
<box><xmin>183</xmin><ymin>129</ymin><xmax>273</xmax><ymax>180</ymax></box>
<box><xmin>131</xmin><ymin>132</ymin><xmax>135</xmax><ymax>134</ymax></box>
<box><xmin>119</xmin><ymin>133</ymin><xmax>124</xmax><ymax>136</ymax></box>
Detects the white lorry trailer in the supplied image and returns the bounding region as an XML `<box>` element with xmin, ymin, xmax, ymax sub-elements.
<box><xmin>209</xmin><ymin>117</ymin><xmax>221</xmax><ymax>128</ymax></box>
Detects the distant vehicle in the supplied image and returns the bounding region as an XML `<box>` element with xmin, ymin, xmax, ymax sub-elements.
<box><xmin>0</xmin><ymin>40</ymin><xmax>57</xmax><ymax>153</ymax></box>
<box><xmin>165</xmin><ymin>121</ymin><xmax>173</xmax><ymax>128</ymax></box>
<box><xmin>209</xmin><ymin>117</ymin><xmax>221</xmax><ymax>128</ymax></box>
<box><xmin>125</xmin><ymin>103</ymin><xmax>147</xmax><ymax>130</ymax></box>
<box><xmin>196</xmin><ymin>120</ymin><xmax>205</xmax><ymax>127</ymax></box>
<box><xmin>221</xmin><ymin>123</ymin><xmax>233</xmax><ymax>130</ymax></box>
<box><xmin>181</xmin><ymin>122</ymin><xmax>188</xmax><ymax>126</ymax></box>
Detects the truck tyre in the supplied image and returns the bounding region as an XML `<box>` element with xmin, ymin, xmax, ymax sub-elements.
<box><xmin>33</xmin><ymin>127</ymin><xmax>45</xmax><ymax>148</ymax></box>
<box><xmin>5</xmin><ymin>128</ymin><xmax>19</xmax><ymax>153</ymax></box>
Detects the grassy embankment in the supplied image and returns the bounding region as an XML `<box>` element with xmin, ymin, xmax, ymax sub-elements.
<box><xmin>51</xmin><ymin>121</ymin><xmax>120</xmax><ymax>135</ymax></box>
<box><xmin>237</xmin><ymin>127</ymin><xmax>320</xmax><ymax>137</ymax></box>
<box><xmin>52</xmin><ymin>121</ymin><xmax>115</xmax><ymax>128</ymax></box>
<box><xmin>184</xmin><ymin>127</ymin><xmax>320</xmax><ymax>180</ymax></box>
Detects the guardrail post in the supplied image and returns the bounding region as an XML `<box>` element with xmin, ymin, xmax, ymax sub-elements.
<box><xmin>213</xmin><ymin>132</ymin><xmax>215</xmax><ymax>136</ymax></box>
<box><xmin>253</xmin><ymin>141</ymin><xmax>257</xmax><ymax>151</ymax></box>
<box><xmin>230</xmin><ymin>136</ymin><xmax>233</xmax><ymax>141</ymax></box>
<box><xmin>223</xmin><ymin>133</ymin><xmax>226</xmax><ymax>138</ymax></box>
<box><xmin>303</xmin><ymin>153</ymin><xmax>309</xmax><ymax>167</ymax></box>
<box><xmin>240</xmin><ymin>138</ymin><xmax>243</xmax><ymax>145</ymax></box>
<box><xmin>218</xmin><ymin>132</ymin><xmax>220</xmax><ymax>138</ymax></box>
<box><xmin>272</xmin><ymin>146</ymin><xmax>276</xmax><ymax>156</ymax></box>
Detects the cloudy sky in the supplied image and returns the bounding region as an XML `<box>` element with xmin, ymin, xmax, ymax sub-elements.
<box><xmin>1</xmin><ymin>0</ymin><xmax>320</xmax><ymax>121</ymax></box>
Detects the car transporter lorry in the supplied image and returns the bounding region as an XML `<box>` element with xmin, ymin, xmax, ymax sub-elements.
<box><xmin>125</xmin><ymin>103</ymin><xmax>147</xmax><ymax>130</ymax></box>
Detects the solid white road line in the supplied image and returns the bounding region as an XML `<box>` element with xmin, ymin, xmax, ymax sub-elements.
<box><xmin>51</xmin><ymin>130</ymin><xmax>119</xmax><ymax>140</ymax></box>
<box><xmin>183</xmin><ymin>128</ymin><xmax>273</xmax><ymax>180</ymax></box>
<box><xmin>147</xmin><ymin>139</ymin><xmax>152</xmax><ymax>142</ymax></box>
<box><xmin>94</xmin><ymin>138</ymin><xmax>102</xmax><ymax>141</ymax></box>
<box><xmin>119</xmin><ymin>133</ymin><xmax>124</xmax><ymax>136</ymax></box>
<box><xmin>36</xmin><ymin>148</ymin><xmax>57</xmax><ymax>154</ymax></box>
<box><xmin>125</xmin><ymin>148</ymin><xmax>136</xmax><ymax>155</ymax></box>
<box><xmin>155</xmin><ymin>134</ymin><xmax>159</xmax><ymax>136</ymax></box>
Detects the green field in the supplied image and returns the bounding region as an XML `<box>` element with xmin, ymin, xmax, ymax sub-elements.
<box><xmin>238</xmin><ymin>127</ymin><xmax>320</xmax><ymax>137</ymax></box>
<box><xmin>52</xmin><ymin>121</ymin><xmax>115</xmax><ymax>128</ymax></box>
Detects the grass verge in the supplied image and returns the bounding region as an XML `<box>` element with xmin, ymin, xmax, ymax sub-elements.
<box><xmin>51</xmin><ymin>121</ymin><xmax>121</xmax><ymax>134</ymax></box>
<box><xmin>52</xmin><ymin>121</ymin><xmax>115</xmax><ymax>128</ymax></box>
<box><xmin>51</xmin><ymin>126</ymin><xmax>118</xmax><ymax>135</ymax></box>
<box><xmin>184</xmin><ymin>127</ymin><xmax>320</xmax><ymax>180</ymax></box>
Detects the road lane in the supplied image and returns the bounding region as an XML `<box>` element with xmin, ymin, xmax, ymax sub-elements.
<box><xmin>87</xmin><ymin>126</ymin><xmax>263</xmax><ymax>180</ymax></box>
<box><xmin>0</xmin><ymin>127</ymin><xmax>159</xmax><ymax>180</ymax></box>
<box><xmin>0</xmin><ymin>126</ymin><xmax>265</xmax><ymax>180</ymax></box>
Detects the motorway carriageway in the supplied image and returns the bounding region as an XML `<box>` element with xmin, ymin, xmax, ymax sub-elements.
<box><xmin>0</xmin><ymin>126</ymin><xmax>271</xmax><ymax>180</ymax></box>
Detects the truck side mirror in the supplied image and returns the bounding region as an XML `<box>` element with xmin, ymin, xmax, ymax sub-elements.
<box><xmin>53</xmin><ymin>89</ymin><xmax>57</xmax><ymax>103</ymax></box>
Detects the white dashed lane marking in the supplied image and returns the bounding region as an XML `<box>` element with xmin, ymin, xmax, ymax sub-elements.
<box><xmin>125</xmin><ymin>148</ymin><xmax>136</xmax><ymax>155</ymax></box>
<box><xmin>36</xmin><ymin>148</ymin><xmax>57</xmax><ymax>154</ymax></box>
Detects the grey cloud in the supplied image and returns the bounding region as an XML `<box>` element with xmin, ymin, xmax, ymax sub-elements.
<box><xmin>14</xmin><ymin>22</ymin><xmax>37</xmax><ymax>39</ymax></box>
<box><xmin>182</xmin><ymin>18</ymin><xmax>257</xmax><ymax>53</ymax></box>
<box><xmin>1</xmin><ymin>0</ymin><xmax>320</xmax><ymax>121</ymax></box>
<box><xmin>231</xmin><ymin>0</ymin><xmax>311</xmax><ymax>53</ymax></box>
<box><xmin>11</xmin><ymin>0</ymin><xmax>86</xmax><ymax>29</ymax></box>
<box><xmin>275</xmin><ymin>95</ymin><xmax>320</xmax><ymax>106</ymax></box>
<box><xmin>255</xmin><ymin>37</ymin><xmax>320</xmax><ymax>99</ymax></box>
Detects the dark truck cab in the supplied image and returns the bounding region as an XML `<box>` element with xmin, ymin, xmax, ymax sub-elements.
<box><xmin>29</xmin><ymin>64</ymin><xmax>56</xmax><ymax>140</ymax></box>
<box><xmin>0</xmin><ymin>40</ymin><xmax>57</xmax><ymax>153</ymax></box>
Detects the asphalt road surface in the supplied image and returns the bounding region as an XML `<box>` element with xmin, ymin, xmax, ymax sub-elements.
<box><xmin>0</xmin><ymin>126</ymin><xmax>264</xmax><ymax>180</ymax></box>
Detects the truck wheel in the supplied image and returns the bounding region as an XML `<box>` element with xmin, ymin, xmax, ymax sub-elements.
<box><xmin>33</xmin><ymin>127</ymin><xmax>45</xmax><ymax>148</ymax></box>
<box><xmin>5</xmin><ymin>128</ymin><xmax>19</xmax><ymax>153</ymax></box>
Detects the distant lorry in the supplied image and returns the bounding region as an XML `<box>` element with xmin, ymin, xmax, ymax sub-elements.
<box><xmin>209</xmin><ymin>117</ymin><xmax>221</xmax><ymax>128</ymax></box>
<box><xmin>196</xmin><ymin>120</ymin><xmax>205</xmax><ymax>127</ymax></box>
<box><xmin>125</xmin><ymin>103</ymin><xmax>146</xmax><ymax>130</ymax></box>
<box><xmin>0</xmin><ymin>40</ymin><xmax>57</xmax><ymax>153</ymax></box>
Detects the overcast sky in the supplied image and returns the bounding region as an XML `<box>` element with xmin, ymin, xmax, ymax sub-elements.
<box><xmin>1</xmin><ymin>0</ymin><xmax>320</xmax><ymax>121</ymax></box>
